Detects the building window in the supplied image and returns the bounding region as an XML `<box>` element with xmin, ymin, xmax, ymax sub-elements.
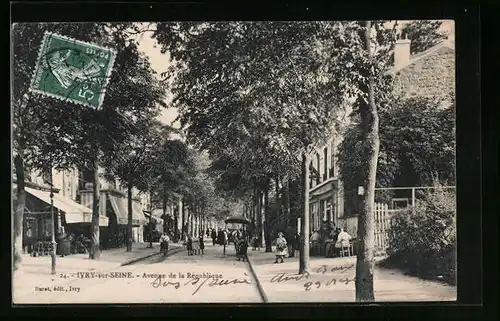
<box><xmin>316</xmin><ymin>153</ymin><xmax>321</xmax><ymax>184</ymax></box>
<box><xmin>323</xmin><ymin>147</ymin><xmax>328</xmax><ymax>181</ymax></box>
<box><xmin>309</xmin><ymin>161</ymin><xmax>313</xmax><ymax>188</ymax></box>
<box><xmin>80</xmin><ymin>165</ymin><xmax>93</xmax><ymax>190</ymax></box>
<box><xmin>330</xmin><ymin>141</ymin><xmax>335</xmax><ymax>178</ymax></box>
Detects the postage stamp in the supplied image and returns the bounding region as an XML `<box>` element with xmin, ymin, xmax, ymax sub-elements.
<box><xmin>29</xmin><ymin>32</ymin><xmax>116</xmax><ymax>109</ymax></box>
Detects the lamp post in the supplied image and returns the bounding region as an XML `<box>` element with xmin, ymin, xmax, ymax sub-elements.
<box><xmin>48</xmin><ymin>178</ymin><xmax>57</xmax><ymax>275</ymax></box>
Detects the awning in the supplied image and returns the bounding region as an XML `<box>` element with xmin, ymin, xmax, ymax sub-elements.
<box><xmin>109</xmin><ymin>195</ymin><xmax>147</xmax><ymax>226</ymax></box>
<box><xmin>23</xmin><ymin>186</ymin><xmax>109</xmax><ymax>226</ymax></box>
<box><xmin>144</xmin><ymin>211</ymin><xmax>164</xmax><ymax>224</ymax></box>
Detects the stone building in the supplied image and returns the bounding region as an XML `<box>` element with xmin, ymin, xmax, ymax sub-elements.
<box><xmin>393</xmin><ymin>38</ymin><xmax>455</xmax><ymax>102</ymax></box>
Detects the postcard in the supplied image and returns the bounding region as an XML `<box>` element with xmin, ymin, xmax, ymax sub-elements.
<box><xmin>11</xmin><ymin>20</ymin><xmax>457</xmax><ymax>304</ymax></box>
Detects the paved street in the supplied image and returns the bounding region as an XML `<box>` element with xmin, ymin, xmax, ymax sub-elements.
<box><xmin>14</xmin><ymin>242</ymin><xmax>263</xmax><ymax>304</ymax></box>
<box><xmin>14</xmin><ymin>241</ymin><xmax>456</xmax><ymax>304</ymax></box>
<box><xmin>247</xmin><ymin>247</ymin><xmax>457</xmax><ymax>302</ymax></box>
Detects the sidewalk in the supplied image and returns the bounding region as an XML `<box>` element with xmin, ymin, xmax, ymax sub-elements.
<box><xmin>246</xmin><ymin>247</ymin><xmax>457</xmax><ymax>303</ymax></box>
<box><xmin>13</xmin><ymin>242</ymin><xmax>181</xmax><ymax>302</ymax></box>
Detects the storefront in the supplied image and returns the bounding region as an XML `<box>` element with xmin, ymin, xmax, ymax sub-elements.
<box><xmin>309</xmin><ymin>178</ymin><xmax>343</xmax><ymax>234</ymax></box>
<box><xmin>13</xmin><ymin>182</ymin><xmax>109</xmax><ymax>253</ymax></box>
<box><xmin>80</xmin><ymin>188</ymin><xmax>147</xmax><ymax>247</ymax></box>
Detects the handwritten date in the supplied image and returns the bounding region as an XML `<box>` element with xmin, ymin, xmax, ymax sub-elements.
<box><xmin>304</xmin><ymin>276</ymin><xmax>355</xmax><ymax>291</ymax></box>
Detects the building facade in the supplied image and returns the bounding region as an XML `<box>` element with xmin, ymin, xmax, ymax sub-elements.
<box><xmin>307</xmin><ymin>136</ymin><xmax>344</xmax><ymax>233</ymax></box>
<box><xmin>306</xmin><ymin>37</ymin><xmax>455</xmax><ymax>236</ymax></box>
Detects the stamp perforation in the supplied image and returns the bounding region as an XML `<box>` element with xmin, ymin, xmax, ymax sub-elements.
<box><xmin>28</xmin><ymin>31</ymin><xmax>117</xmax><ymax>110</ymax></box>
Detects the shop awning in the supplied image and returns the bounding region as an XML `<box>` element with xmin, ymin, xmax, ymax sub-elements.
<box><xmin>108</xmin><ymin>195</ymin><xmax>147</xmax><ymax>226</ymax></box>
<box><xmin>144</xmin><ymin>211</ymin><xmax>164</xmax><ymax>224</ymax></box>
<box><xmin>22</xmin><ymin>186</ymin><xmax>109</xmax><ymax>226</ymax></box>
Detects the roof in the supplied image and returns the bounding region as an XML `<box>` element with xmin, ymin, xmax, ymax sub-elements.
<box><xmin>392</xmin><ymin>40</ymin><xmax>455</xmax><ymax>73</ymax></box>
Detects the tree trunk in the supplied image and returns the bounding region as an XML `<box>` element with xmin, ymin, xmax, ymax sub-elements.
<box><xmin>188</xmin><ymin>207</ymin><xmax>192</xmax><ymax>236</ymax></box>
<box><xmin>149</xmin><ymin>191</ymin><xmax>153</xmax><ymax>248</ymax></box>
<box><xmin>251</xmin><ymin>190</ymin><xmax>256</xmax><ymax>234</ymax></box>
<box><xmin>180</xmin><ymin>199</ymin><xmax>185</xmax><ymax>240</ymax></box>
<box><xmin>285</xmin><ymin>178</ymin><xmax>291</xmax><ymax>227</ymax></box>
<box><xmin>89</xmin><ymin>159</ymin><xmax>101</xmax><ymax>260</ymax></box>
<box><xmin>126</xmin><ymin>179</ymin><xmax>133</xmax><ymax>252</ymax></box>
<box><xmin>275</xmin><ymin>175</ymin><xmax>281</xmax><ymax>224</ymax></box>
<box><xmin>264</xmin><ymin>184</ymin><xmax>272</xmax><ymax>252</ymax></box>
<box><xmin>299</xmin><ymin>152</ymin><xmax>310</xmax><ymax>274</ymax></box>
<box><xmin>355</xmin><ymin>20</ymin><xmax>379</xmax><ymax>303</ymax></box>
<box><xmin>162</xmin><ymin>183</ymin><xmax>167</xmax><ymax>227</ymax></box>
<box><xmin>257</xmin><ymin>190</ymin><xmax>264</xmax><ymax>247</ymax></box>
<box><xmin>13</xmin><ymin>154</ymin><xmax>26</xmax><ymax>272</ymax></box>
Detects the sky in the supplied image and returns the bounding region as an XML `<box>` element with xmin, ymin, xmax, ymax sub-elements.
<box><xmin>136</xmin><ymin>20</ymin><xmax>455</xmax><ymax>129</ymax></box>
<box><xmin>135</xmin><ymin>29</ymin><xmax>179</xmax><ymax>128</ymax></box>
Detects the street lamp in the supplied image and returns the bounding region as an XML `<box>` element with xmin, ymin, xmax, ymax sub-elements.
<box><xmin>45</xmin><ymin>176</ymin><xmax>57</xmax><ymax>275</ymax></box>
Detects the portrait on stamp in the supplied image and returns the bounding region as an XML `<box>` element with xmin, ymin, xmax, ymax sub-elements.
<box><xmin>29</xmin><ymin>32</ymin><xmax>116</xmax><ymax>109</ymax></box>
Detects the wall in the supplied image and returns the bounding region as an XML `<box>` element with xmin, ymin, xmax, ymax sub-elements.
<box><xmin>394</xmin><ymin>45</ymin><xmax>455</xmax><ymax>101</ymax></box>
<box><xmin>52</xmin><ymin>168</ymin><xmax>79</xmax><ymax>201</ymax></box>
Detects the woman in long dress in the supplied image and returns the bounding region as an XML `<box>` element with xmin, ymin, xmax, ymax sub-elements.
<box><xmin>274</xmin><ymin>232</ymin><xmax>288</xmax><ymax>264</ymax></box>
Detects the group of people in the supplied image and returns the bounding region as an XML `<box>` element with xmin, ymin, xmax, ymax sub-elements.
<box><xmin>310</xmin><ymin>223</ymin><xmax>352</xmax><ymax>257</ymax></box>
<box><xmin>185</xmin><ymin>233</ymin><xmax>206</xmax><ymax>255</ymax></box>
<box><xmin>209</xmin><ymin>228</ymin><xmax>245</xmax><ymax>246</ymax></box>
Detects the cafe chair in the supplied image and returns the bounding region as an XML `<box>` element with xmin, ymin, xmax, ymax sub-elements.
<box><xmin>340</xmin><ymin>242</ymin><xmax>353</xmax><ymax>257</ymax></box>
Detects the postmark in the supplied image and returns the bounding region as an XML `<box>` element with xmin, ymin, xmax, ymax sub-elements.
<box><xmin>29</xmin><ymin>32</ymin><xmax>116</xmax><ymax>109</ymax></box>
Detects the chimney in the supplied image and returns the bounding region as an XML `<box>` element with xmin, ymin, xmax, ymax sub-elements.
<box><xmin>394</xmin><ymin>38</ymin><xmax>411</xmax><ymax>70</ymax></box>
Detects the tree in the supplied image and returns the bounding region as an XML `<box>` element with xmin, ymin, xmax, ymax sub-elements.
<box><xmin>12</xmin><ymin>22</ymin><xmax>166</xmax><ymax>261</ymax></box>
<box><xmin>150</xmin><ymin>137</ymin><xmax>194</xmax><ymax>239</ymax></box>
<box><xmin>400</xmin><ymin>20</ymin><xmax>447</xmax><ymax>54</ymax></box>
<box><xmin>152</xmin><ymin>22</ymin><xmax>403</xmax><ymax>297</ymax></box>
<box><xmin>338</xmin><ymin>97</ymin><xmax>456</xmax><ymax>214</ymax></box>
<box><xmin>153</xmin><ymin>21</ymin><xmax>348</xmax><ymax>262</ymax></box>
<box><xmin>103</xmin><ymin>118</ymin><xmax>164</xmax><ymax>252</ymax></box>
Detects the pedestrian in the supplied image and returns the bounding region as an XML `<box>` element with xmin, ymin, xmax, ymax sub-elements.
<box><xmin>186</xmin><ymin>235</ymin><xmax>194</xmax><ymax>256</ymax></box>
<box><xmin>57</xmin><ymin>231</ymin><xmax>71</xmax><ymax>257</ymax></box>
<box><xmin>274</xmin><ymin>232</ymin><xmax>288</xmax><ymax>264</ymax></box>
<box><xmin>211</xmin><ymin>228</ymin><xmax>217</xmax><ymax>246</ymax></box>
<box><xmin>217</xmin><ymin>229</ymin><xmax>223</xmax><ymax>245</ymax></box>
<box><xmin>251</xmin><ymin>234</ymin><xmax>260</xmax><ymax>251</ymax></box>
<box><xmin>236</xmin><ymin>233</ymin><xmax>248</xmax><ymax>261</ymax></box>
<box><xmin>198</xmin><ymin>234</ymin><xmax>205</xmax><ymax>255</ymax></box>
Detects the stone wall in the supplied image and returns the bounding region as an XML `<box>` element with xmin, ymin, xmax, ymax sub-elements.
<box><xmin>394</xmin><ymin>46</ymin><xmax>455</xmax><ymax>101</ymax></box>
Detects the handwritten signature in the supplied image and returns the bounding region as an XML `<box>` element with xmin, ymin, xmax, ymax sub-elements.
<box><xmin>150</xmin><ymin>274</ymin><xmax>252</xmax><ymax>296</ymax></box>
<box><xmin>315</xmin><ymin>264</ymin><xmax>354</xmax><ymax>274</ymax></box>
<box><xmin>269</xmin><ymin>264</ymin><xmax>356</xmax><ymax>291</ymax></box>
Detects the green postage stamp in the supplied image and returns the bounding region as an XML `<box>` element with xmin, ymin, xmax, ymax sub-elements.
<box><xmin>29</xmin><ymin>32</ymin><xmax>117</xmax><ymax>109</ymax></box>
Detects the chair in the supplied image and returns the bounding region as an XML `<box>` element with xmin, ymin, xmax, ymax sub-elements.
<box><xmin>340</xmin><ymin>242</ymin><xmax>352</xmax><ymax>257</ymax></box>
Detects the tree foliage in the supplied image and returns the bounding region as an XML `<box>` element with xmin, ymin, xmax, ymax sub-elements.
<box><xmin>400</xmin><ymin>20</ymin><xmax>448</xmax><ymax>55</ymax></box>
<box><xmin>12</xmin><ymin>22</ymin><xmax>166</xmax><ymax>260</ymax></box>
<box><xmin>338</xmin><ymin>97</ymin><xmax>456</xmax><ymax>213</ymax></box>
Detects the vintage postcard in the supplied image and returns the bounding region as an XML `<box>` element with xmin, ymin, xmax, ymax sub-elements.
<box><xmin>11</xmin><ymin>20</ymin><xmax>457</xmax><ymax>304</ymax></box>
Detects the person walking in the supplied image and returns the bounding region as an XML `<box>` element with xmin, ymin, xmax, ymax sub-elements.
<box><xmin>211</xmin><ymin>228</ymin><xmax>217</xmax><ymax>246</ymax></box>
<box><xmin>186</xmin><ymin>235</ymin><xmax>194</xmax><ymax>255</ymax></box>
<box><xmin>57</xmin><ymin>231</ymin><xmax>71</xmax><ymax>257</ymax></box>
<box><xmin>236</xmin><ymin>232</ymin><xmax>248</xmax><ymax>262</ymax></box>
<box><xmin>198</xmin><ymin>234</ymin><xmax>205</xmax><ymax>255</ymax></box>
<box><xmin>274</xmin><ymin>232</ymin><xmax>288</xmax><ymax>264</ymax></box>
